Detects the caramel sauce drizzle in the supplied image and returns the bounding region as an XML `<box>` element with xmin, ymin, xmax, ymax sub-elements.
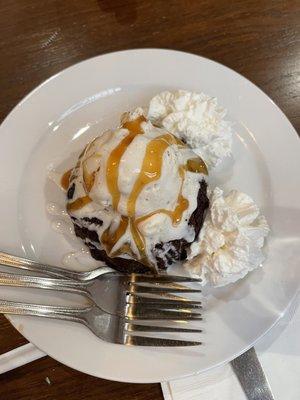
<box><xmin>137</xmin><ymin>166</ymin><xmax>188</xmax><ymax>225</ymax></box>
<box><xmin>61</xmin><ymin>169</ymin><xmax>72</xmax><ymax>191</ymax></box>
<box><xmin>106</xmin><ymin>133</ymin><xmax>137</xmax><ymax>210</ymax></box>
<box><xmin>62</xmin><ymin>145</ymin><xmax>90</xmax><ymax>209</ymax></box>
<box><xmin>111</xmin><ymin>243</ymin><xmax>134</xmax><ymax>258</ymax></box>
<box><xmin>83</xmin><ymin>162</ymin><xmax>97</xmax><ymax>192</ymax></box>
<box><xmin>173</xmin><ymin>166</ymin><xmax>189</xmax><ymax>223</ymax></box>
<box><xmin>64</xmin><ymin>143</ymin><xmax>105</xmax><ymax>213</ymax></box>
<box><xmin>102</xmin><ymin>115</ymin><xmax>147</xmax><ymax>257</ymax></box>
<box><xmin>127</xmin><ymin>134</ymin><xmax>179</xmax><ymax>218</ymax></box>
<box><xmin>186</xmin><ymin>157</ymin><xmax>208</xmax><ymax>175</ymax></box>
<box><xmin>129</xmin><ymin>218</ymin><xmax>147</xmax><ymax>260</ymax></box>
<box><xmin>106</xmin><ymin>115</ymin><xmax>146</xmax><ymax>210</ymax></box>
<box><xmin>135</xmin><ymin>166</ymin><xmax>188</xmax><ymax>227</ymax></box>
<box><xmin>101</xmin><ymin>216</ymin><xmax>129</xmax><ymax>253</ymax></box>
<box><xmin>122</xmin><ymin>115</ymin><xmax>146</xmax><ymax>134</ymax></box>
<box><xmin>67</xmin><ymin>195</ymin><xmax>92</xmax><ymax>212</ymax></box>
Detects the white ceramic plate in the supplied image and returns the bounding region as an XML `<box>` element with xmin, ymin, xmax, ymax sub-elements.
<box><xmin>0</xmin><ymin>49</ymin><xmax>299</xmax><ymax>383</ymax></box>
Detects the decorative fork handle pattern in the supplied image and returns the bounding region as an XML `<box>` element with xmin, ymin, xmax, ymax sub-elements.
<box><xmin>0</xmin><ymin>299</ymin><xmax>88</xmax><ymax>324</ymax></box>
<box><xmin>0</xmin><ymin>271</ymin><xmax>91</xmax><ymax>297</ymax></box>
<box><xmin>0</xmin><ymin>251</ymin><xmax>113</xmax><ymax>280</ymax></box>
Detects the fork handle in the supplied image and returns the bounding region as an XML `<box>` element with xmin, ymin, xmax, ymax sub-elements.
<box><xmin>0</xmin><ymin>299</ymin><xmax>88</xmax><ymax>323</ymax></box>
<box><xmin>231</xmin><ymin>347</ymin><xmax>275</xmax><ymax>400</ymax></box>
<box><xmin>0</xmin><ymin>271</ymin><xmax>90</xmax><ymax>297</ymax></box>
<box><xmin>0</xmin><ymin>251</ymin><xmax>112</xmax><ymax>280</ymax></box>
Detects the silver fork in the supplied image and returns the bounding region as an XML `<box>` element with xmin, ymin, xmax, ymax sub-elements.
<box><xmin>0</xmin><ymin>251</ymin><xmax>114</xmax><ymax>281</ymax></box>
<box><xmin>0</xmin><ymin>300</ymin><xmax>202</xmax><ymax>346</ymax></box>
<box><xmin>0</xmin><ymin>271</ymin><xmax>203</xmax><ymax>319</ymax></box>
<box><xmin>0</xmin><ymin>252</ymin><xmax>203</xmax><ymax>317</ymax></box>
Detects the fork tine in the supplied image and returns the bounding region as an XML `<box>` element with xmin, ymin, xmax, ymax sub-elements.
<box><xmin>130</xmin><ymin>282</ymin><xmax>196</xmax><ymax>290</ymax></box>
<box><xmin>128</xmin><ymin>292</ymin><xmax>202</xmax><ymax>302</ymax></box>
<box><xmin>127</xmin><ymin>298</ymin><xmax>202</xmax><ymax>309</ymax></box>
<box><xmin>129</xmin><ymin>274</ymin><xmax>202</xmax><ymax>284</ymax></box>
<box><xmin>127</xmin><ymin>294</ymin><xmax>202</xmax><ymax>306</ymax></box>
<box><xmin>126</xmin><ymin>308</ymin><xmax>202</xmax><ymax>320</ymax></box>
<box><xmin>129</xmin><ymin>286</ymin><xmax>201</xmax><ymax>294</ymax></box>
<box><xmin>124</xmin><ymin>335</ymin><xmax>202</xmax><ymax>346</ymax></box>
<box><xmin>126</xmin><ymin>323</ymin><xmax>202</xmax><ymax>333</ymax></box>
<box><xmin>127</xmin><ymin>304</ymin><xmax>202</xmax><ymax>316</ymax></box>
<box><xmin>129</xmin><ymin>303</ymin><xmax>202</xmax><ymax>311</ymax></box>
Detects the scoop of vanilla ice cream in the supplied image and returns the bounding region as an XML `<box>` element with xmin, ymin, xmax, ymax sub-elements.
<box><xmin>185</xmin><ymin>187</ymin><xmax>270</xmax><ymax>286</ymax></box>
<box><xmin>68</xmin><ymin>109</ymin><xmax>208</xmax><ymax>264</ymax></box>
<box><xmin>88</xmin><ymin>121</ymin><xmax>200</xmax><ymax>221</ymax></box>
<box><xmin>148</xmin><ymin>90</ymin><xmax>232</xmax><ymax>168</ymax></box>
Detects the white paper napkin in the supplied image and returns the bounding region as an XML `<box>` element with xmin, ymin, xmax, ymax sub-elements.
<box><xmin>161</xmin><ymin>297</ymin><xmax>300</xmax><ymax>400</ymax></box>
<box><xmin>0</xmin><ymin>343</ymin><xmax>46</xmax><ymax>374</ymax></box>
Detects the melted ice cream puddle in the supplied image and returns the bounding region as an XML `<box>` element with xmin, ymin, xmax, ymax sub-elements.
<box><xmin>47</xmin><ymin>167</ymin><xmax>103</xmax><ymax>270</ymax></box>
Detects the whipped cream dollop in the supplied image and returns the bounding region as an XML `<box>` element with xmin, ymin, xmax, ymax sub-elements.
<box><xmin>67</xmin><ymin>108</ymin><xmax>208</xmax><ymax>268</ymax></box>
<box><xmin>186</xmin><ymin>187</ymin><xmax>269</xmax><ymax>286</ymax></box>
<box><xmin>148</xmin><ymin>90</ymin><xmax>232</xmax><ymax>168</ymax></box>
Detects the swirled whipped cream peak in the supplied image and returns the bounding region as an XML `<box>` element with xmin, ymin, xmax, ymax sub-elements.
<box><xmin>185</xmin><ymin>187</ymin><xmax>270</xmax><ymax>286</ymax></box>
<box><xmin>63</xmin><ymin>108</ymin><xmax>209</xmax><ymax>273</ymax></box>
<box><xmin>148</xmin><ymin>90</ymin><xmax>232</xmax><ymax>168</ymax></box>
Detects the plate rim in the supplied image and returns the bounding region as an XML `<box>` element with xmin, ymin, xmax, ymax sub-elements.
<box><xmin>2</xmin><ymin>48</ymin><xmax>298</xmax><ymax>142</ymax></box>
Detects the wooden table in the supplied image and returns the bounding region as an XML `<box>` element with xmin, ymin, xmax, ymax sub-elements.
<box><xmin>0</xmin><ymin>1</ymin><xmax>299</xmax><ymax>399</ymax></box>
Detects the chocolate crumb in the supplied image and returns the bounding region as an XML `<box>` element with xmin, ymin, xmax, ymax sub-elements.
<box><xmin>82</xmin><ymin>217</ymin><xmax>103</xmax><ymax>226</ymax></box>
<box><xmin>67</xmin><ymin>183</ymin><xmax>75</xmax><ymax>200</ymax></box>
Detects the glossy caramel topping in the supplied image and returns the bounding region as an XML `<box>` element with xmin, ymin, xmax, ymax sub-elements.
<box><xmin>130</xmin><ymin>218</ymin><xmax>146</xmax><ymax>256</ymax></box>
<box><xmin>83</xmin><ymin>163</ymin><xmax>97</xmax><ymax>192</ymax></box>
<box><xmin>106</xmin><ymin>133</ymin><xmax>136</xmax><ymax>210</ymax></box>
<box><xmin>106</xmin><ymin>115</ymin><xmax>146</xmax><ymax>211</ymax></box>
<box><xmin>136</xmin><ymin>197</ymin><xmax>189</xmax><ymax>227</ymax></box>
<box><xmin>111</xmin><ymin>243</ymin><xmax>134</xmax><ymax>258</ymax></box>
<box><xmin>101</xmin><ymin>216</ymin><xmax>128</xmax><ymax>254</ymax></box>
<box><xmin>62</xmin><ymin>144</ymin><xmax>89</xmax><ymax>192</ymax></box>
<box><xmin>127</xmin><ymin>134</ymin><xmax>179</xmax><ymax>218</ymax></box>
<box><xmin>67</xmin><ymin>196</ymin><xmax>92</xmax><ymax>212</ymax></box>
<box><xmin>170</xmin><ymin>166</ymin><xmax>189</xmax><ymax>224</ymax></box>
<box><xmin>135</xmin><ymin>166</ymin><xmax>188</xmax><ymax>227</ymax></box>
<box><xmin>61</xmin><ymin>169</ymin><xmax>72</xmax><ymax>191</ymax></box>
<box><xmin>122</xmin><ymin>115</ymin><xmax>146</xmax><ymax>134</ymax></box>
<box><xmin>186</xmin><ymin>157</ymin><xmax>208</xmax><ymax>175</ymax></box>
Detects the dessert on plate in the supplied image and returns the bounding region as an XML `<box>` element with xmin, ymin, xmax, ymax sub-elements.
<box><xmin>60</xmin><ymin>90</ymin><xmax>269</xmax><ymax>286</ymax></box>
<box><xmin>63</xmin><ymin>107</ymin><xmax>209</xmax><ymax>273</ymax></box>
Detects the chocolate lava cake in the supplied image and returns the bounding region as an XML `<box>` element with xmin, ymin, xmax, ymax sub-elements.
<box><xmin>63</xmin><ymin>109</ymin><xmax>209</xmax><ymax>273</ymax></box>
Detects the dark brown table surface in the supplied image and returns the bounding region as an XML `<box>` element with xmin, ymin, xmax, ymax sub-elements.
<box><xmin>0</xmin><ymin>1</ymin><xmax>299</xmax><ymax>399</ymax></box>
